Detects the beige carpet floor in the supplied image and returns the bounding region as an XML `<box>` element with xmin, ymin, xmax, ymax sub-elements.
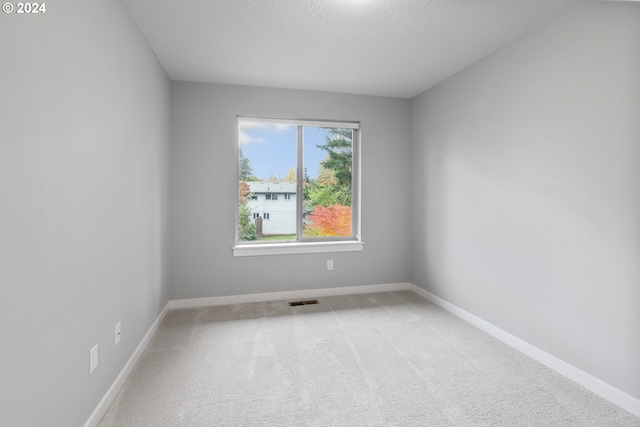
<box><xmin>98</xmin><ymin>291</ymin><xmax>639</xmax><ymax>426</ymax></box>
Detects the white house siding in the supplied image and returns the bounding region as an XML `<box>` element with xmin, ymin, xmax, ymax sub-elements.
<box><xmin>247</xmin><ymin>182</ymin><xmax>296</xmax><ymax>235</ymax></box>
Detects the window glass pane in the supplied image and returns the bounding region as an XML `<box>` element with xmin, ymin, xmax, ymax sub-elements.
<box><xmin>303</xmin><ymin>127</ymin><xmax>353</xmax><ymax>238</ymax></box>
<box><xmin>238</xmin><ymin>120</ymin><xmax>297</xmax><ymax>242</ymax></box>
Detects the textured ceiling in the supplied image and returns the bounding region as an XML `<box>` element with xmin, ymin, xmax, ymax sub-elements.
<box><xmin>121</xmin><ymin>0</ymin><xmax>577</xmax><ymax>99</ymax></box>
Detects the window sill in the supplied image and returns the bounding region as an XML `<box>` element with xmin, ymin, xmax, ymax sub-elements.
<box><xmin>232</xmin><ymin>240</ymin><xmax>364</xmax><ymax>257</ymax></box>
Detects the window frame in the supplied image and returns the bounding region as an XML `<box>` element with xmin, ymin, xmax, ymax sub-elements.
<box><xmin>233</xmin><ymin>116</ymin><xmax>363</xmax><ymax>257</ymax></box>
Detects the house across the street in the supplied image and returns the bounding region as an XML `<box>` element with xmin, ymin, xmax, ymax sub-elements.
<box><xmin>247</xmin><ymin>182</ymin><xmax>297</xmax><ymax>235</ymax></box>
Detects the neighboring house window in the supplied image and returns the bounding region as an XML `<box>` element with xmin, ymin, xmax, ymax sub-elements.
<box><xmin>235</xmin><ymin>116</ymin><xmax>362</xmax><ymax>256</ymax></box>
<box><xmin>252</xmin><ymin>213</ymin><xmax>260</xmax><ymax>219</ymax></box>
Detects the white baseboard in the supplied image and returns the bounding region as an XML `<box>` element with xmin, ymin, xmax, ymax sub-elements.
<box><xmin>83</xmin><ymin>302</ymin><xmax>170</xmax><ymax>427</ymax></box>
<box><xmin>409</xmin><ymin>283</ymin><xmax>640</xmax><ymax>418</ymax></box>
<box><xmin>170</xmin><ymin>282</ymin><xmax>412</xmax><ymax>309</ymax></box>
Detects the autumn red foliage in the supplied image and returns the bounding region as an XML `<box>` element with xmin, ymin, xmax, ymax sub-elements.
<box><xmin>306</xmin><ymin>204</ymin><xmax>351</xmax><ymax>236</ymax></box>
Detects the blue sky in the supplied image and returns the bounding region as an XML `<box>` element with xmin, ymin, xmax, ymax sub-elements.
<box><xmin>239</xmin><ymin>122</ymin><xmax>330</xmax><ymax>181</ymax></box>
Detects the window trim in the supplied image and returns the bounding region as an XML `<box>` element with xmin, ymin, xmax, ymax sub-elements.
<box><xmin>233</xmin><ymin>240</ymin><xmax>364</xmax><ymax>257</ymax></box>
<box><xmin>234</xmin><ymin>116</ymin><xmax>363</xmax><ymax>256</ymax></box>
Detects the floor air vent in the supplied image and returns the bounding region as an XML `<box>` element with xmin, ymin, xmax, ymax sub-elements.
<box><xmin>288</xmin><ymin>300</ymin><xmax>319</xmax><ymax>307</ymax></box>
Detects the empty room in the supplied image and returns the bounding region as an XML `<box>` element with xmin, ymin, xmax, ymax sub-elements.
<box><xmin>1</xmin><ymin>0</ymin><xmax>639</xmax><ymax>426</ymax></box>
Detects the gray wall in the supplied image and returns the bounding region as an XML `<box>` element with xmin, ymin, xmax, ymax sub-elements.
<box><xmin>411</xmin><ymin>1</ymin><xmax>640</xmax><ymax>400</ymax></box>
<box><xmin>0</xmin><ymin>1</ymin><xmax>171</xmax><ymax>425</ymax></box>
<box><xmin>170</xmin><ymin>82</ymin><xmax>411</xmax><ymax>299</ymax></box>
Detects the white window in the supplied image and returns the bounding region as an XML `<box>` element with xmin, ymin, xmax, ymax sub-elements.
<box><xmin>235</xmin><ymin>117</ymin><xmax>363</xmax><ymax>256</ymax></box>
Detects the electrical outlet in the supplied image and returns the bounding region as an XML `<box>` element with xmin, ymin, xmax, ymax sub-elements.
<box><xmin>89</xmin><ymin>344</ymin><xmax>98</xmax><ymax>374</ymax></box>
<box><xmin>115</xmin><ymin>322</ymin><xmax>121</xmax><ymax>347</ymax></box>
<box><xmin>327</xmin><ymin>259</ymin><xmax>334</xmax><ymax>270</ymax></box>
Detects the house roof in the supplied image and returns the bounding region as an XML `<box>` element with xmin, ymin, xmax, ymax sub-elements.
<box><xmin>248</xmin><ymin>182</ymin><xmax>296</xmax><ymax>194</ymax></box>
